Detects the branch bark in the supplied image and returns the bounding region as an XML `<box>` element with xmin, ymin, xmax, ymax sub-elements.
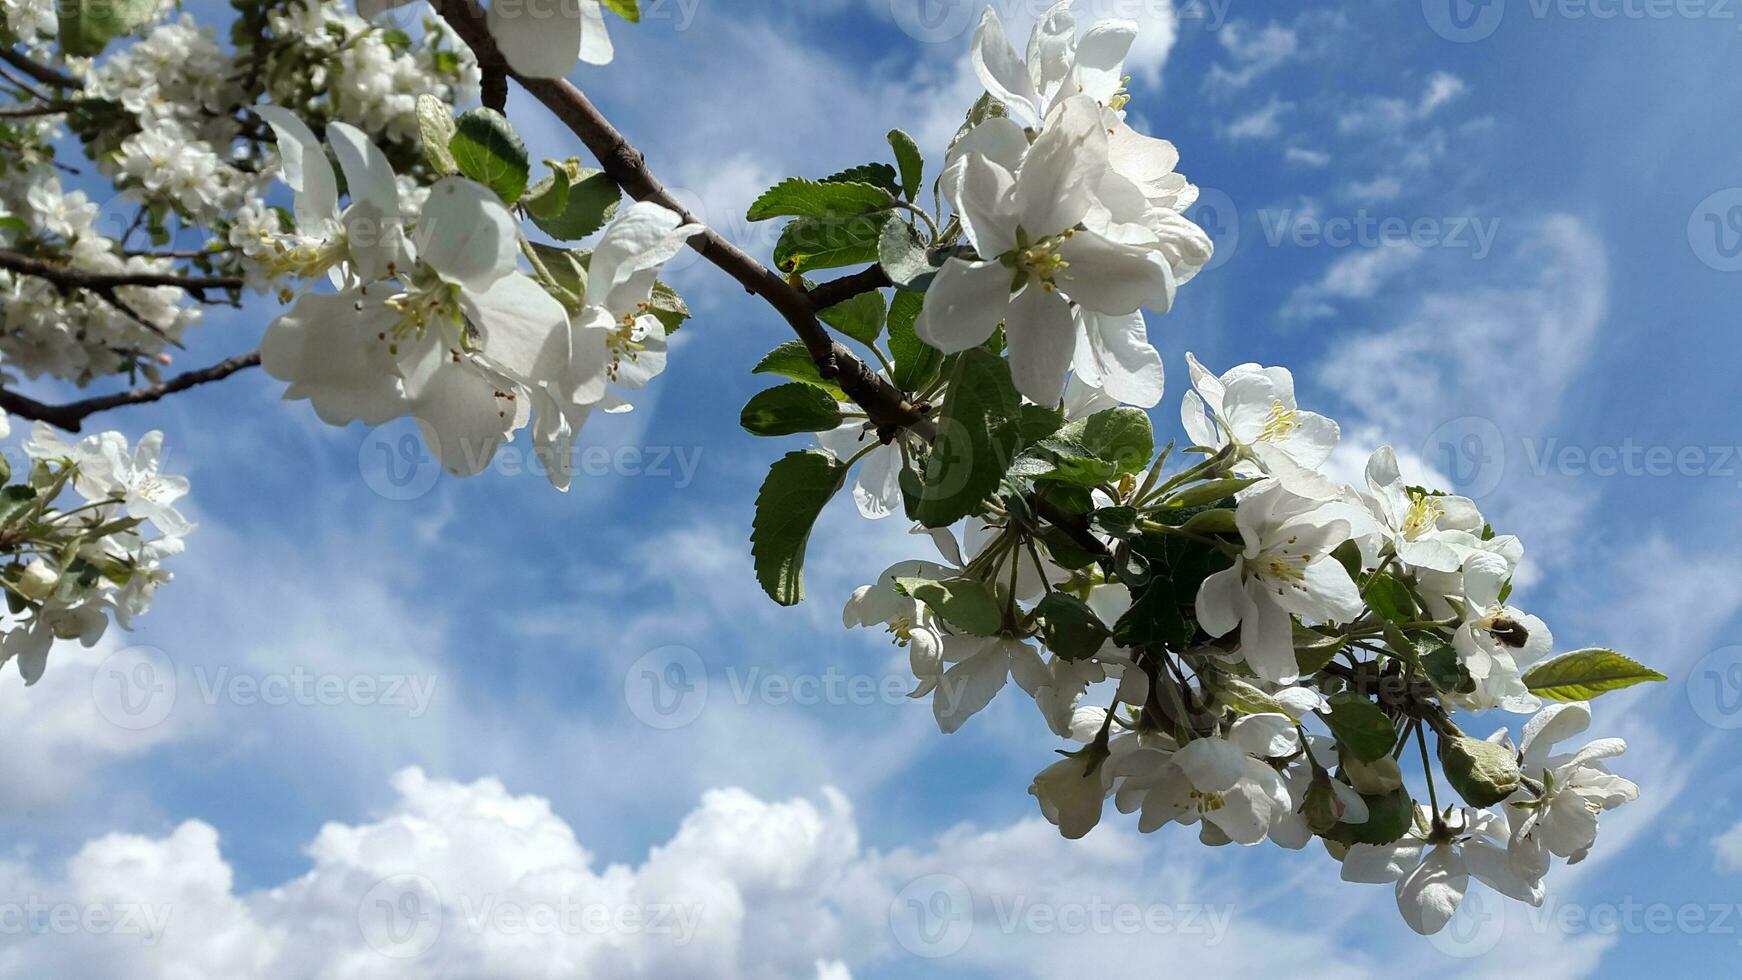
<box><xmin>432</xmin><ymin>1</ymin><xmax>1109</xmax><ymax>559</ymax></box>
<box><xmin>0</xmin><ymin>352</ymin><xmax>262</xmax><ymax>433</ymax></box>
<box><xmin>0</xmin><ymin>250</ymin><xmax>244</xmax><ymax>296</ymax></box>
<box><xmin>0</xmin><ymin>47</ymin><xmax>81</xmax><ymax>91</ymax></box>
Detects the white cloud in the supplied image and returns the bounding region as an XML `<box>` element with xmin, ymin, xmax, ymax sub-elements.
<box><xmin>1206</xmin><ymin>21</ymin><xmax>1299</xmax><ymax>91</ymax></box>
<box><xmin>1282</xmin><ymin>242</ymin><xmax>1424</xmax><ymax>320</ymax></box>
<box><xmin>1716</xmin><ymin>822</ymin><xmax>1742</xmax><ymax>873</ymax></box>
<box><xmin>1219</xmin><ymin>98</ymin><xmax>1292</xmax><ymax>142</ymax></box>
<box><xmin>1285</xmin><ymin>147</ymin><xmax>1331</xmax><ymax>168</ymax></box>
<box><xmin>0</xmin><ymin>768</ymin><xmax>1380</xmax><ymax>979</ymax></box>
<box><xmin>1338</xmin><ymin>72</ymin><xmax>1469</xmax><ymax>134</ymax></box>
<box><xmin>1342</xmin><ymin>175</ymin><xmax>1404</xmax><ymax>203</ymax></box>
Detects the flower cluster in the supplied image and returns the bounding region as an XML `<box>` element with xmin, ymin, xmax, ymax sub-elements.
<box><xmin>254</xmin><ymin>107</ymin><xmax>698</xmax><ymax>489</ymax></box>
<box><xmin>792</xmin><ymin>2</ymin><xmax>1656</xmax><ymax>938</ymax></box>
<box><xmin>0</xmin><ymin>417</ymin><xmax>193</xmax><ymax>686</ymax></box>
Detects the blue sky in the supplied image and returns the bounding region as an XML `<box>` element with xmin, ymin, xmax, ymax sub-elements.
<box><xmin>3</xmin><ymin>0</ymin><xmax>1741</xmax><ymax>976</ymax></box>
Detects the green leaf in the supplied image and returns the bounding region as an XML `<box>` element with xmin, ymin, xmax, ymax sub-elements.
<box><xmin>1328</xmin><ymin>785</ymin><xmax>1415</xmax><ymax>846</ymax></box>
<box><xmin>1180</xmin><ymin>508</ymin><xmax>1238</xmax><ymax>536</ymax></box>
<box><xmin>878</xmin><ymin>219</ymin><xmax>948</xmax><ymax>292</ymax></box>
<box><xmin>1362</xmin><ymin>572</ymin><xmax>1417</xmax><ymax>624</ymax></box>
<box><xmin>59</xmin><ymin>0</ymin><xmax>157</xmax><ymax>56</ymax></box>
<box><xmin>1089</xmin><ymin>506</ymin><xmax>1141</xmax><ymax>539</ymax></box>
<box><xmin>1294</xmin><ymin>626</ymin><xmax>1348</xmax><ymax>674</ymax></box>
<box><xmin>1068</xmin><ymin>408</ymin><xmax>1153</xmax><ymax>476</ymax></box>
<box><xmin>416</xmin><ymin>95</ymin><xmax>459</xmax><ymax>175</ymax></box>
<box><xmin>914</xmin><ymin>349</ymin><xmax>1023</xmax><ymax>527</ymax></box>
<box><xmin>526</xmin><ymin>243</ymin><xmax>589</xmax><ymax>309</ymax></box>
<box><xmin>747</xmin><ymin>178</ymin><xmax>892</xmax><ymax>221</ymax></box>
<box><xmin>1036</xmin><ymin>592</ymin><xmax>1111</xmax><ymax>661</ymax></box>
<box><xmin>818</xmin><ymin>290</ymin><xmax>886</xmax><ymax>346</ymax></box>
<box><xmin>774</xmin><ymin>214</ymin><xmax>889</xmax><ymax>273</ymax></box>
<box><xmin>450</xmin><ymin>108</ymin><xmax>530</xmax><ymax>204</ymax></box>
<box><xmin>1165</xmin><ymin>477</ymin><xmax>1262</xmax><ymax>509</ymax></box>
<box><xmin>1321</xmin><ymin>693</ymin><xmax>1397</xmax><ymax>763</ymax></box>
<box><xmin>1439</xmin><ymin>736</ymin><xmax>1521</xmax><ymax>807</ymax></box>
<box><xmin>1422</xmin><ymin>641</ymin><xmax>1475</xmax><ymax>695</ymax></box>
<box><xmin>526</xmin><ymin>162</ymin><xmax>621</xmax><ymax>240</ymax></box>
<box><xmin>647</xmin><ymin>280</ymin><xmax>690</xmax><ymax>334</ymax></box>
<box><xmin>740</xmin><ymin>384</ymin><xmax>844</xmax><ymax>437</ymax></box>
<box><xmin>887</xmin><ymin>291</ymin><xmax>941</xmax><ymax>393</ymax></box>
<box><xmin>1114</xmin><ymin>533</ymin><xmax>1231</xmax><ymax>648</ymax></box>
<box><xmin>888</xmin><ymin>129</ymin><xmax>924</xmax><ymax>200</ymax></box>
<box><xmin>751</xmin><ymin>451</ymin><xmax>848</xmax><ymax>605</ymax></box>
<box><xmin>599</xmin><ymin>0</ymin><xmax>640</xmax><ymax>20</ymax></box>
<box><xmin>0</xmin><ymin>485</ymin><xmax>38</xmax><ymax>529</ymax></box>
<box><xmin>1210</xmin><ymin>675</ymin><xmax>1298</xmax><ymax>720</ymax></box>
<box><xmin>1522</xmin><ymin>649</ymin><xmax>1667</xmax><ymax>702</ymax></box>
<box><xmin>895</xmin><ymin>577</ymin><xmax>1003</xmax><ymax>637</ymax></box>
<box><xmin>753</xmin><ymin>341</ymin><xmax>848</xmax><ymax>400</ymax></box>
<box><xmin>824</xmin><ymin>163</ymin><xmax>901</xmax><ymax>197</ymax></box>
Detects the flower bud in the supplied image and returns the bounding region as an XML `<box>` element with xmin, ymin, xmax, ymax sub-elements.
<box><xmin>16</xmin><ymin>559</ymin><xmax>58</xmax><ymax>602</ymax></box>
<box><xmin>1438</xmin><ymin>735</ymin><xmax>1521</xmax><ymax>807</ymax></box>
<box><xmin>1342</xmin><ymin>753</ymin><xmax>1404</xmax><ymax>795</ymax></box>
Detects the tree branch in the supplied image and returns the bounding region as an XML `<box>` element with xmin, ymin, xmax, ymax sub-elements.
<box><xmin>432</xmin><ymin>3</ymin><xmax>1106</xmax><ymax>558</ymax></box>
<box><xmin>0</xmin><ymin>48</ymin><xmax>81</xmax><ymax>91</ymax></box>
<box><xmin>0</xmin><ymin>352</ymin><xmax>262</xmax><ymax>433</ymax></box>
<box><xmin>0</xmin><ymin>250</ymin><xmax>244</xmax><ymax>296</ymax></box>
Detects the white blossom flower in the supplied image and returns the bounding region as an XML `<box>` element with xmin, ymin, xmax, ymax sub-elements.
<box><xmin>1505</xmin><ymin>701</ymin><xmax>1638</xmax><ymax>874</ymax></box>
<box><xmin>1341</xmin><ymin>805</ymin><xmax>1545</xmax><ymax>935</ymax></box>
<box><xmin>1195</xmin><ymin>480</ymin><xmax>1364</xmax><ymax>683</ymax></box>
<box><xmin>1180</xmin><ymin>353</ymin><xmax>1341</xmax><ymax>499</ymax></box>
<box><xmin>1360</xmin><ymin>446</ymin><xmax>1485</xmax><ymax>573</ymax></box>
<box><xmin>1111</xmin><ymin>723</ymin><xmax>1294</xmax><ymax>844</ymax></box>
<box><xmin>1449</xmin><ymin>551</ymin><xmax>1550</xmax><ymax>713</ymax></box>
<box><xmin>1031</xmin><ymin>750</ymin><xmax>1114</xmax><ymax>839</ymax></box>
<box><xmin>919</xmin><ymin>96</ymin><xmax>1175</xmax><ymax>405</ymax></box>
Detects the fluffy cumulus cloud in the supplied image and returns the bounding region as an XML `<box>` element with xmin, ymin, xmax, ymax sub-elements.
<box><xmin>1717</xmin><ymin>822</ymin><xmax>1742</xmax><ymax>873</ymax></box>
<box><xmin>0</xmin><ymin>768</ymin><xmax>1376</xmax><ymax>979</ymax></box>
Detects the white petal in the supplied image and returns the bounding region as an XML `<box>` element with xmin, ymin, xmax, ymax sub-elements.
<box><xmin>255</xmin><ymin>105</ymin><xmax>337</xmax><ymax>228</ymax></box>
<box><xmin>416</xmin><ymin>177</ymin><xmax>519</xmax><ymax>293</ymax></box>
<box><xmin>462</xmin><ymin>273</ymin><xmax>571</xmax><ymax>389</ymax></box>
<box><xmin>933</xmin><ymin>647</ymin><xmax>1009</xmax><ymax>734</ymax></box>
<box><xmin>261</xmin><ymin>291</ymin><xmax>406</xmax><ymax>426</ymax></box>
<box><xmin>915</xmin><ymin>259</ymin><xmax>1010</xmax><ymax>354</ymax></box>
<box><xmin>1003</xmin><ymin>286</ymin><xmax>1076</xmax><ymax>406</ymax></box>
<box><xmin>970</xmin><ymin>8</ymin><xmax>1041</xmax><ymax>127</ymax></box>
<box><xmin>1395</xmin><ymin>846</ymin><xmax>1468</xmax><ymax>935</ymax></box>
<box><xmin>1056</xmin><ymin>230</ymin><xmax>1176</xmax><ymax>316</ymax></box>
<box><xmin>488</xmin><ymin>0</ymin><xmax>586</xmax><ymax>79</ymax></box>
<box><xmin>1076</xmin><ymin>310</ymin><xmax>1162</xmax><ymax>407</ymax></box>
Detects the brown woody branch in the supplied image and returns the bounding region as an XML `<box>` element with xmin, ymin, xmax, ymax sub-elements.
<box><xmin>0</xmin><ymin>352</ymin><xmax>262</xmax><ymax>433</ymax></box>
<box><xmin>432</xmin><ymin>2</ymin><xmax>1107</xmax><ymax>559</ymax></box>
<box><xmin>0</xmin><ymin>48</ymin><xmax>81</xmax><ymax>91</ymax></box>
<box><xmin>0</xmin><ymin>250</ymin><xmax>243</xmax><ymax>296</ymax></box>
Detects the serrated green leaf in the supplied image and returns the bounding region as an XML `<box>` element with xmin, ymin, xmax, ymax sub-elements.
<box><xmin>1322</xmin><ymin>693</ymin><xmax>1397</xmax><ymax>763</ymax></box>
<box><xmin>450</xmin><ymin>108</ymin><xmax>530</xmax><ymax>204</ymax></box>
<box><xmin>753</xmin><ymin>341</ymin><xmax>848</xmax><ymax>400</ymax></box>
<box><xmin>774</xmin><ymin>213</ymin><xmax>889</xmax><ymax>273</ymax></box>
<box><xmin>416</xmin><ymin>95</ymin><xmax>459</xmax><ymax>175</ymax></box>
<box><xmin>1211</xmin><ymin>675</ymin><xmax>1298</xmax><ymax>720</ymax></box>
<box><xmin>896</xmin><ymin>576</ymin><xmax>1003</xmax><ymax>637</ymax></box>
<box><xmin>1294</xmin><ymin>626</ymin><xmax>1348</xmax><ymax>674</ymax></box>
<box><xmin>1165</xmin><ymin>477</ymin><xmax>1262</xmax><ymax>509</ymax></box>
<box><xmin>877</xmin><ymin>218</ymin><xmax>944</xmax><ymax>292</ymax></box>
<box><xmin>1522</xmin><ymin>649</ymin><xmax>1667</xmax><ymax>702</ymax></box>
<box><xmin>886</xmin><ymin>291</ymin><xmax>940</xmax><ymax>393</ymax></box>
<box><xmin>915</xmin><ymin>349</ymin><xmax>1023</xmax><ymax>527</ymax></box>
<box><xmin>1362</xmin><ymin>572</ymin><xmax>1417</xmax><ymax>624</ymax></box>
<box><xmin>740</xmin><ymin>384</ymin><xmax>844</xmax><ymax>437</ymax></box>
<box><xmin>818</xmin><ymin>290</ymin><xmax>886</xmax><ymax>346</ymax></box>
<box><xmin>1035</xmin><ymin>592</ymin><xmax>1111</xmax><ymax>661</ymax></box>
<box><xmin>752</xmin><ymin>451</ymin><xmax>847</xmax><ymax>605</ymax></box>
<box><xmin>824</xmin><ymin>163</ymin><xmax>901</xmax><ymax>197</ymax></box>
<box><xmin>59</xmin><ymin>0</ymin><xmax>157</xmax><ymax>57</ymax></box>
<box><xmin>648</xmin><ymin>280</ymin><xmax>690</xmax><ymax>333</ymax></box>
<box><xmin>599</xmin><ymin>0</ymin><xmax>640</xmax><ymax>20</ymax></box>
<box><xmin>1010</xmin><ymin>408</ymin><xmax>1153</xmax><ymax>488</ymax></box>
<box><xmin>0</xmin><ymin>484</ymin><xmax>38</xmax><ymax>529</ymax></box>
<box><xmin>528</xmin><ymin>164</ymin><xmax>621</xmax><ymax>240</ymax></box>
<box><xmin>747</xmin><ymin>178</ymin><xmax>892</xmax><ymax>222</ymax></box>
<box><xmin>888</xmin><ymin>129</ymin><xmax>924</xmax><ymax>200</ymax></box>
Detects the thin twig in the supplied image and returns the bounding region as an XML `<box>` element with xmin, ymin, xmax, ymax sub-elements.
<box><xmin>0</xmin><ymin>352</ymin><xmax>263</xmax><ymax>432</ymax></box>
<box><xmin>0</xmin><ymin>48</ymin><xmax>81</xmax><ymax>91</ymax></box>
